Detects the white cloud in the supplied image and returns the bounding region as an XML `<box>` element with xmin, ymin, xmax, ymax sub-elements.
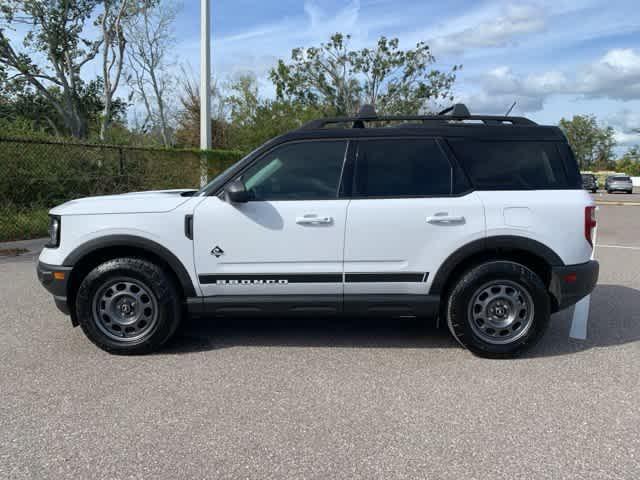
<box><xmin>577</xmin><ymin>49</ymin><xmax>640</xmax><ymax>100</ymax></box>
<box><xmin>606</xmin><ymin>109</ymin><xmax>640</xmax><ymax>146</ymax></box>
<box><xmin>427</xmin><ymin>4</ymin><xmax>547</xmax><ymax>55</ymax></box>
<box><xmin>462</xmin><ymin>48</ymin><xmax>640</xmax><ymax>114</ymax></box>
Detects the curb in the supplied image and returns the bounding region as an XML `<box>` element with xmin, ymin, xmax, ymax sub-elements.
<box><xmin>595</xmin><ymin>201</ymin><xmax>640</xmax><ymax>206</ymax></box>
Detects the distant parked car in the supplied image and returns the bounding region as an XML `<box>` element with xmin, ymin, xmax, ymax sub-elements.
<box><xmin>581</xmin><ymin>174</ymin><xmax>598</xmax><ymax>193</ymax></box>
<box><xmin>605</xmin><ymin>175</ymin><xmax>633</xmax><ymax>194</ymax></box>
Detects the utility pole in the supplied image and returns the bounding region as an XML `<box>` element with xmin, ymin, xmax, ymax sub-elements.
<box><xmin>200</xmin><ymin>0</ymin><xmax>212</xmax><ymax>187</ymax></box>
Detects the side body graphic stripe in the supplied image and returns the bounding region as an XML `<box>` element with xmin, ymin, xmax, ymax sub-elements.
<box><xmin>199</xmin><ymin>272</ymin><xmax>429</xmax><ymax>285</ymax></box>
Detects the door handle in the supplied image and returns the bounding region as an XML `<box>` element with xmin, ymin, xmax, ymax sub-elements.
<box><xmin>296</xmin><ymin>215</ymin><xmax>333</xmax><ymax>226</ymax></box>
<box><xmin>426</xmin><ymin>215</ymin><xmax>466</xmax><ymax>225</ymax></box>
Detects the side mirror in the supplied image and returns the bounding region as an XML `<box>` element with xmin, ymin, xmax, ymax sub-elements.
<box><xmin>225</xmin><ymin>179</ymin><xmax>250</xmax><ymax>203</ymax></box>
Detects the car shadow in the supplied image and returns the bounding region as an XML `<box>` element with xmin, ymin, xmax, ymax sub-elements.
<box><xmin>166</xmin><ymin>315</ymin><xmax>456</xmax><ymax>353</ymax></box>
<box><xmin>162</xmin><ymin>284</ymin><xmax>640</xmax><ymax>358</ymax></box>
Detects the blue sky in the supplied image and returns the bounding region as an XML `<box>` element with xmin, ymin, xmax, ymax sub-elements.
<box><xmin>172</xmin><ymin>0</ymin><xmax>640</xmax><ymax>148</ymax></box>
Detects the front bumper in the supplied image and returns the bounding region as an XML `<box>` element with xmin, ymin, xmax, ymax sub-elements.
<box><xmin>549</xmin><ymin>260</ymin><xmax>599</xmax><ymax>311</ymax></box>
<box><xmin>37</xmin><ymin>262</ymin><xmax>72</xmax><ymax>315</ymax></box>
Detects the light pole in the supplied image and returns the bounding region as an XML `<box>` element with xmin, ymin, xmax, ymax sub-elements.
<box><xmin>200</xmin><ymin>0</ymin><xmax>212</xmax><ymax>186</ymax></box>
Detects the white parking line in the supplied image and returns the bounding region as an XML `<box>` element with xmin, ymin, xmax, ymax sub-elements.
<box><xmin>596</xmin><ymin>244</ymin><xmax>640</xmax><ymax>250</ymax></box>
<box><xmin>569</xmin><ymin>225</ymin><xmax>599</xmax><ymax>340</ymax></box>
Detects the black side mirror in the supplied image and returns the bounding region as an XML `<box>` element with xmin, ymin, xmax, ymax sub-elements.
<box><xmin>225</xmin><ymin>179</ymin><xmax>250</xmax><ymax>203</ymax></box>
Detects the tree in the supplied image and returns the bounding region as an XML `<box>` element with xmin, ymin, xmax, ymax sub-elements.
<box><xmin>124</xmin><ymin>0</ymin><xmax>177</xmax><ymax>146</ymax></box>
<box><xmin>0</xmin><ymin>75</ymin><xmax>126</xmax><ymax>138</ymax></box>
<box><xmin>0</xmin><ymin>0</ymin><xmax>103</xmax><ymax>138</ymax></box>
<box><xmin>226</xmin><ymin>74</ymin><xmax>321</xmax><ymax>151</ymax></box>
<box><xmin>174</xmin><ymin>67</ymin><xmax>229</xmax><ymax>148</ymax></box>
<box><xmin>98</xmin><ymin>0</ymin><xmax>131</xmax><ymax>141</ymax></box>
<box><xmin>617</xmin><ymin>146</ymin><xmax>640</xmax><ymax>176</ymax></box>
<box><xmin>270</xmin><ymin>33</ymin><xmax>460</xmax><ymax>116</ymax></box>
<box><xmin>559</xmin><ymin>115</ymin><xmax>617</xmax><ymax>170</ymax></box>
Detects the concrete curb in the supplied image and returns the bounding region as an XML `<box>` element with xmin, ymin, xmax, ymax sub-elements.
<box><xmin>595</xmin><ymin>201</ymin><xmax>640</xmax><ymax>206</ymax></box>
<box><xmin>0</xmin><ymin>238</ymin><xmax>48</xmax><ymax>258</ymax></box>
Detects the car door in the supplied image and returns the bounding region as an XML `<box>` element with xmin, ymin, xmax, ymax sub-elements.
<box><xmin>343</xmin><ymin>138</ymin><xmax>485</xmax><ymax>302</ymax></box>
<box><xmin>193</xmin><ymin>140</ymin><xmax>350</xmax><ymax>302</ymax></box>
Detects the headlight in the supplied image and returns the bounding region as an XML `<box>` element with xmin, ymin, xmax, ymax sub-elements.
<box><xmin>46</xmin><ymin>215</ymin><xmax>61</xmax><ymax>248</ymax></box>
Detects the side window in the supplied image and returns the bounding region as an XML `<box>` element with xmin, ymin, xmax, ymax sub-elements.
<box><xmin>448</xmin><ymin>140</ymin><xmax>570</xmax><ymax>189</ymax></box>
<box><xmin>353</xmin><ymin>139</ymin><xmax>453</xmax><ymax>197</ymax></box>
<box><xmin>240</xmin><ymin>141</ymin><xmax>347</xmax><ymax>201</ymax></box>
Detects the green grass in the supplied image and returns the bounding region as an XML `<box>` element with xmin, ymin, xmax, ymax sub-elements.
<box><xmin>0</xmin><ymin>208</ymin><xmax>49</xmax><ymax>242</ymax></box>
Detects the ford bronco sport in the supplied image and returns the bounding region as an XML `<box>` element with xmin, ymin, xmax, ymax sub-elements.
<box><xmin>37</xmin><ymin>104</ymin><xmax>599</xmax><ymax>357</ymax></box>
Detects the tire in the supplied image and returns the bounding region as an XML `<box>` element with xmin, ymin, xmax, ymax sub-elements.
<box><xmin>607</xmin><ymin>190</ymin><xmax>612</xmax><ymax>194</ymax></box>
<box><xmin>446</xmin><ymin>261</ymin><xmax>550</xmax><ymax>358</ymax></box>
<box><xmin>76</xmin><ymin>257</ymin><xmax>182</xmax><ymax>354</ymax></box>
<box><xmin>592</xmin><ymin>189</ymin><xmax>597</xmax><ymax>193</ymax></box>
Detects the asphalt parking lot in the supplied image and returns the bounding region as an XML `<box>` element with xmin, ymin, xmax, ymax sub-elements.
<box><xmin>1</xmin><ymin>205</ymin><xmax>639</xmax><ymax>480</ymax></box>
<box><xmin>591</xmin><ymin>187</ymin><xmax>640</xmax><ymax>204</ymax></box>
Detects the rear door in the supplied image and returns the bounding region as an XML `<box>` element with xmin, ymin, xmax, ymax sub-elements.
<box><xmin>343</xmin><ymin>138</ymin><xmax>485</xmax><ymax>298</ymax></box>
<box><xmin>193</xmin><ymin>140</ymin><xmax>350</xmax><ymax>299</ymax></box>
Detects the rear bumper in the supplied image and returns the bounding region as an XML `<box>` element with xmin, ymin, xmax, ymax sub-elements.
<box><xmin>549</xmin><ymin>260</ymin><xmax>599</xmax><ymax>311</ymax></box>
<box><xmin>37</xmin><ymin>262</ymin><xmax>72</xmax><ymax>315</ymax></box>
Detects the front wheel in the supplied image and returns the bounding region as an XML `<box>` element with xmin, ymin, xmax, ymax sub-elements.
<box><xmin>76</xmin><ymin>258</ymin><xmax>182</xmax><ymax>354</ymax></box>
<box><xmin>446</xmin><ymin>261</ymin><xmax>550</xmax><ymax>358</ymax></box>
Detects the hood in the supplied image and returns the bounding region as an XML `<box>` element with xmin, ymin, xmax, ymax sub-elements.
<box><xmin>50</xmin><ymin>189</ymin><xmax>198</xmax><ymax>216</ymax></box>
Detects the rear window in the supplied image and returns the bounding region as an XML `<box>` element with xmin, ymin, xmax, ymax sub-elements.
<box><xmin>612</xmin><ymin>176</ymin><xmax>631</xmax><ymax>181</ymax></box>
<box><xmin>353</xmin><ymin>139</ymin><xmax>454</xmax><ymax>197</ymax></box>
<box><xmin>448</xmin><ymin>140</ymin><xmax>571</xmax><ymax>190</ymax></box>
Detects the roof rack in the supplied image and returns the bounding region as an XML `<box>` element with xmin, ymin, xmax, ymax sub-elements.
<box><xmin>300</xmin><ymin>103</ymin><xmax>537</xmax><ymax>130</ymax></box>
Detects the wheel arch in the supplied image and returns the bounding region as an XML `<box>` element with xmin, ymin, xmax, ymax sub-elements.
<box><xmin>430</xmin><ymin>236</ymin><xmax>564</xmax><ymax>312</ymax></box>
<box><xmin>63</xmin><ymin>235</ymin><xmax>197</xmax><ymax>313</ymax></box>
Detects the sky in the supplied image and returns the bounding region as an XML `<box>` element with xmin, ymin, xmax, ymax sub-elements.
<box><xmin>172</xmin><ymin>0</ymin><xmax>640</xmax><ymax>149</ymax></box>
<box><xmin>3</xmin><ymin>0</ymin><xmax>639</xmax><ymax>148</ymax></box>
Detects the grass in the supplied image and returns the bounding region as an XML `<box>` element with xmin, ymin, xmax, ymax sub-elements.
<box><xmin>0</xmin><ymin>208</ymin><xmax>49</xmax><ymax>242</ymax></box>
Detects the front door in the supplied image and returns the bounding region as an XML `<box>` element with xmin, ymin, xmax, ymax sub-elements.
<box><xmin>193</xmin><ymin>140</ymin><xmax>350</xmax><ymax>298</ymax></box>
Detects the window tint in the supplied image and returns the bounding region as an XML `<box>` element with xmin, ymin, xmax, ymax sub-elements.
<box><xmin>449</xmin><ymin>140</ymin><xmax>570</xmax><ymax>189</ymax></box>
<box><xmin>240</xmin><ymin>141</ymin><xmax>347</xmax><ymax>201</ymax></box>
<box><xmin>353</xmin><ymin>139</ymin><xmax>453</xmax><ymax>197</ymax></box>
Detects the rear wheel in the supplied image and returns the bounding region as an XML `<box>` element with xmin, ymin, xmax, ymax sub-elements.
<box><xmin>446</xmin><ymin>261</ymin><xmax>550</xmax><ymax>358</ymax></box>
<box><xmin>76</xmin><ymin>258</ymin><xmax>182</xmax><ymax>354</ymax></box>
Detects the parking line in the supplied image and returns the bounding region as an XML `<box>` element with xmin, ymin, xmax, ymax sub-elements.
<box><xmin>596</xmin><ymin>244</ymin><xmax>640</xmax><ymax>250</ymax></box>
<box><xmin>569</xmin><ymin>225</ymin><xmax>599</xmax><ymax>341</ymax></box>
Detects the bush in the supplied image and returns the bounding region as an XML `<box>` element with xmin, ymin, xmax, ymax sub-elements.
<box><xmin>0</xmin><ymin>207</ymin><xmax>50</xmax><ymax>242</ymax></box>
<box><xmin>0</xmin><ymin>136</ymin><xmax>245</xmax><ymax>241</ymax></box>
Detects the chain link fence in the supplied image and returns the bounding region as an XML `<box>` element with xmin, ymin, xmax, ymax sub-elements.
<box><xmin>0</xmin><ymin>137</ymin><xmax>244</xmax><ymax>242</ymax></box>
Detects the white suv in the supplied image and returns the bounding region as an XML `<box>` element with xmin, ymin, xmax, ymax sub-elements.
<box><xmin>37</xmin><ymin>105</ymin><xmax>599</xmax><ymax>357</ymax></box>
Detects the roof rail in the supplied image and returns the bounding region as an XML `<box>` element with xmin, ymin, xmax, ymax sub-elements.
<box><xmin>299</xmin><ymin>103</ymin><xmax>537</xmax><ymax>129</ymax></box>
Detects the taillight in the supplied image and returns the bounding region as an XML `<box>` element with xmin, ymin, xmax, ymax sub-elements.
<box><xmin>585</xmin><ymin>206</ymin><xmax>596</xmax><ymax>246</ymax></box>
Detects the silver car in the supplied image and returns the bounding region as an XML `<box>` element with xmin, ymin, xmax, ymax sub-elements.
<box><xmin>605</xmin><ymin>175</ymin><xmax>634</xmax><ymax>194</ymax></box>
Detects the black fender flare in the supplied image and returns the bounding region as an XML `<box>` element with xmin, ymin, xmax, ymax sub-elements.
<box><xmin>429</xmin><ymin>235</ymin><xmax>564</xmax><ymax>295</ymax></box>
<box><xmin>63</xmin><ymin>235</ymin><xmax>197</xmax><ymax>297</ymax></box>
